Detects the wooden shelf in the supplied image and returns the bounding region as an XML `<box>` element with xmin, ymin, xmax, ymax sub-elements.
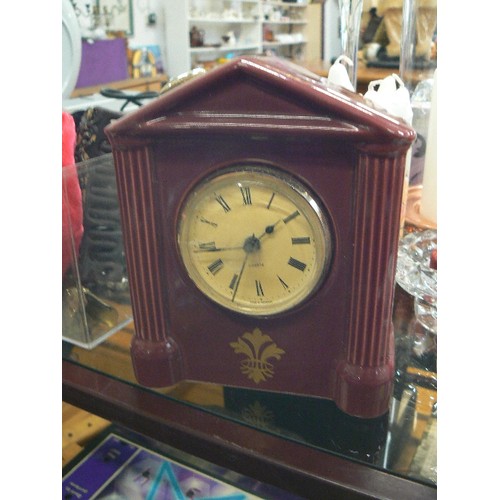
<box><xmin>71</xmin><ymin>74</ymin><xmax>167</xmax><ymax>98</ymax></box>
<box><xmin>62</xmin><ymin>402</ymin><xmax>110</xmax><ymax>467</ymax></box>
<box><xmin>190</xmin><ymin>44</ymin><xmax>260</xmax><ymax>53</ymax></box>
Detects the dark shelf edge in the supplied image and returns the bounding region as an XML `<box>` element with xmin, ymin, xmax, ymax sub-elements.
<box><xmin>62</xmin><ymin>360</ymin><xmax>436</xmax><ymax>500</ymax></box>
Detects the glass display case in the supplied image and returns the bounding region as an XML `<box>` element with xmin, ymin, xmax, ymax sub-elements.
<box><xmin>62</xmin><ymin>155</ymin><xmax>132</xmax><ymax>348</ymax></box>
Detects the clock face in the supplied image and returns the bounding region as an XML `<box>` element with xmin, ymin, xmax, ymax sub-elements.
<box><xmin>177</xmin><ymin>165</ymin><xmax>333</xmax><ymax>316</ymax></box>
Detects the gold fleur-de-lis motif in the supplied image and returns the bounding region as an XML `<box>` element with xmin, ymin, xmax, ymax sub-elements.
<box><xmin>230</xmin><ymin>328</ymin><xmax>285</xmax><ymax>384</ymax></box>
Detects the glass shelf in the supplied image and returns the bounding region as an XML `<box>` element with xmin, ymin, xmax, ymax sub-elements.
<box><xmin>188</xmin><ymin>18</ymin><xmax>259</xmax><ymax>23</ymax></box>
<box><xmin>262</xmin><ymin>20</ymin><xmax>307</xmax><ymax>25</ymax></box>
<box><xmin>262</xmin><ymin>40</ymin><xmax>306</xmax><ymax>47</ymax></box>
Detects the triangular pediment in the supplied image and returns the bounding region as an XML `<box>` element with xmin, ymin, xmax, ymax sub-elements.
<box><xmin>106</xmin><ymin>56</ymin><xmax>414</xmax><ymax>145</ymax></box>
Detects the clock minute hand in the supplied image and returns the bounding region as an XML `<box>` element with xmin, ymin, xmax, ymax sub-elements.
<box><xmin>193</xmin><ymin>244</ymin><xmax>244</xmax><ymax>253</ymax></box>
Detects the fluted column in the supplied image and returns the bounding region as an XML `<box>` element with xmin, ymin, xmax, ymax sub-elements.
<box><xmin>113</xmin><ymin>147</ymin><xmax>182</xmax><ymax>387</ymax></box>
<box><xmin>336</xmin><ymin>151</ymin><xmax>405</xmax><ymax>417</ymax></box>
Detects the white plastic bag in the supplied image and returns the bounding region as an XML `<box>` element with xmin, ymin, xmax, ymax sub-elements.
<box><xmin>363</xmin><ymin>73</ymin><xmax>413</xmax><ymax>125</ymax></box>
<box><xmin>327</xmin><ymin>55</ymin><xmax>355</xmax><ymax>92</ymax></box>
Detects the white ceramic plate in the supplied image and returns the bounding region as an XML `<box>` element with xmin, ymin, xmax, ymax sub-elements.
<box><xmin>62</xmin><ymin>0</ymin><xmax>82</xmax><ymax>98</ymax></box>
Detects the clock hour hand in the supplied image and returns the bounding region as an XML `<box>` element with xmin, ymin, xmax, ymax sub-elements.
<box><xmin>257</xmin><ymin>218</ymin><xmax>283</xmax><ymax>240</ymax></box>
<box><xmin>258</xmin><ymin>210</ymin><xmax>300</xmax><ymax>239</ymax></box>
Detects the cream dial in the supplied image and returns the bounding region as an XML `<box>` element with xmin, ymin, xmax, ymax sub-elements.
<box><xmin>177</xmin><ymin>166</ymin><xmax>332</xmax><ymax>316</ymax></box>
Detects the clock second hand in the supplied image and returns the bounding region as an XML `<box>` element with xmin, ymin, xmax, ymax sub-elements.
<box><xmin>231</xmin><ymin>253</ymin><xmax>249</xmax><ymax>302</ymax></box>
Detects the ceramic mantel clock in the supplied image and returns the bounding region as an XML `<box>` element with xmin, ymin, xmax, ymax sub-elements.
<box><xmin>105</xmin><ymin>56</ymin><xmax>415</xmax><ymax>418</ymax></box>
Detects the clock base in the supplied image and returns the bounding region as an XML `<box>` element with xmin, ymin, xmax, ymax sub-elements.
<box><xmin>130</xmin><ymin>337</ymin><xmax>183</xmax><ymax>388</ymax></box>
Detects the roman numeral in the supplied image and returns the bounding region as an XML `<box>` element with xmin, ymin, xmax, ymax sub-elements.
<box><xmin>215</xmin><ymin>194</ymin><xmax>231</xmax><ymax>213</ymax></box>
<box><xmin>291</xmin><ymin>237</ymin><xmax>311</xmax><ymax>245</ymax></box>
<box><xmin>198</xmin><ymin>241</ymin><xmax>216</xmax><ymax>251</ymax></box>
<box><xmin>288</xmin><ymin>257</ymin><xmax>307</xmax><ymax>272</ymax></box>
<box><xmin>240</xmin><ymin>186</ymin><xmax>252</xmax><ymax>205</ymax></box>
<box><xmin>283</xmin><ymin>210</ymin><xmax>300</xmax><ymax>224</ymax></box>
<box><xmin>277</xmin><ymin>275</ymin><xmax>289</xmax><ymax>289</ymax></box>
<box><xmin>255</xmin><ymin>280</ymin><xmax>264</xmax><ymax>297</ymax></box>
<box><xmin>208</xmin><ymin>258</ymin><xmax>224</xmax><ymax>275</ymax></box>
<box><xmin>229</xmin><ymin>274</ymin><xmax>238</xmax><ymax>290</ymax></box>
<box><xmin>199</xmin><ymin>216</ymin><xmax>218</xmax><ymax>228</ymax></box>
<box><xmin>266</xmin><ymin>192</ymin><xmax>275</xmax><ymax>209</ymax></box>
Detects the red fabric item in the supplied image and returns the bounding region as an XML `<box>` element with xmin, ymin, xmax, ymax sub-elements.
<box><xmin>62</xmin><ymin>112</ymin><xmax>83</xmax><ymax>277</ymax></box>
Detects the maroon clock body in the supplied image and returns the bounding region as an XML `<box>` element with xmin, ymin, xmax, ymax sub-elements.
<box><xmin>106</xmin><ymin>56</ymin><xmax>415</xmax><ymax>418</ymax></box>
